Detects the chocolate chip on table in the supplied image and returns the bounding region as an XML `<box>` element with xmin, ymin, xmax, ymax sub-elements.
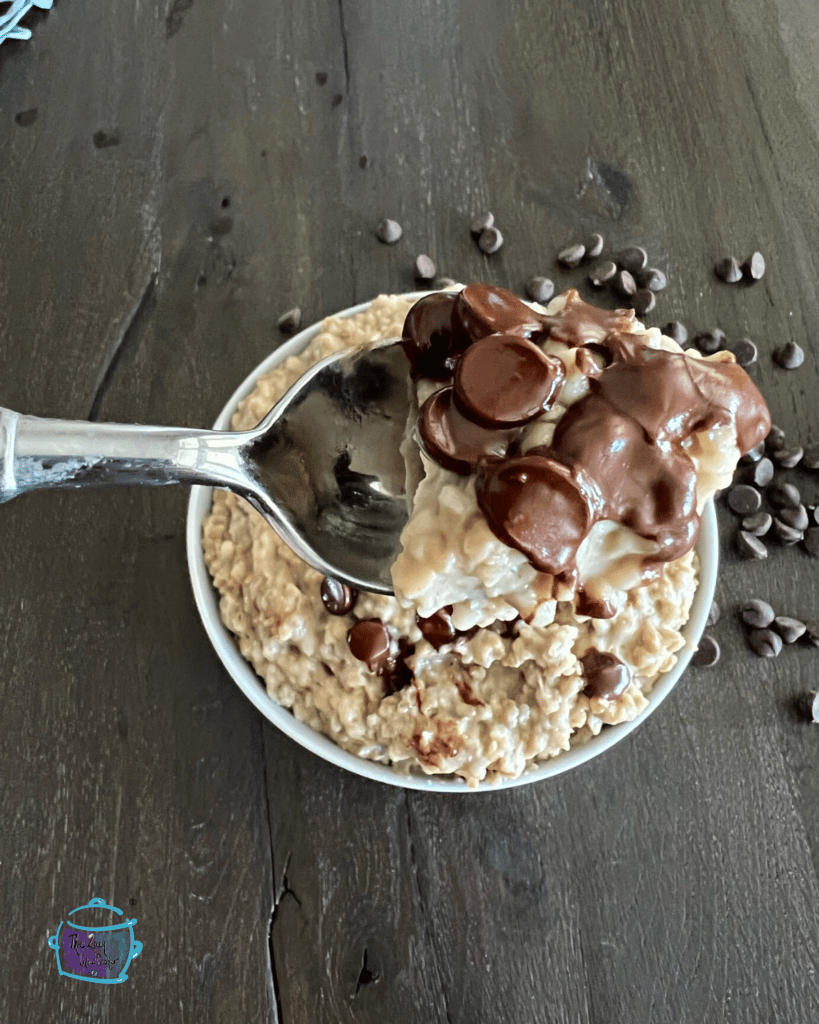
<box><xmin>772</xmin><ymin>518</ymin><xmax>803</xmax><ymax>545</ymax></box>
<box><xmin>810</xmin><ymin>506</ymin><xmax>819</xmax><ymax>528</ymax></box>
<box><xmin>715</xmin><ymin>256</ymin><xmax>743</xmax><ymax>283</ymax></box>
<box><xmin>774</xmin><ymin>446</ymin><xmax>804</xmax><ymax>470</ymax></box>
<box><xmin>748</xmin><ymin>628</ymin><xmax>783</xmax><ymax>658</ymax></box>
<box><xmin>742</xmin><ymin>511</ymin><xmax>772</xmax><ymax>536</ymax></box>
<box><xmin>376</xmin><ymin>218</ymin><xmax>403</xmax><ymax>244</ymax></box>
<box><xmin>706</xmin><ymin>600</ymin><xmax>721</xmax><ymax>626</ymax></box>
<box><xmin>742</xmin><ymin>251</ymin><xmax>766</xmax><ymax>281</ymax></box>
<box><xmin>617</xmin><ymin>246</ymin><xmax>648</xmax><ymax>274</ymax></box>
<box><xmin>692</xmin><ymin>633</ymin><xmax>721</xmax><ymax>668</ymax></box>
<box><xmin>731</xmin><ymin>338</ymin><xmax>758</xmax><ymax>367</ymax></box>
<box><xmin>693</xmin><ymin>328</ymin><xmax>726</xmax><ymax>354</ymax></box>
<box><xmin>557</xmin><ymin>243</ymin><xmax>585</xmax><ymax>268</ymax></box>
<box><xmin>613</xmin><ymin>269</ymin><xmax>637</xmax><ymax>298</ymax></box>
<box><xmin>636</xmin><ymin>268</ymin><xmax>668</xmax><ymax>292</ymax></box>
<box><xmin>766</xmin><ymin>425</ymin><xmax>786</xmax><ymax>452</ymax></box>
<box><xmin>767</xmin><ymin>481</ymin><xmax>801</xmax><ymax>509</ymax></box>
<box><xmin>740</xmin><ymin>441</ymin><xmax>765</xmax><ymax>465</ymax></box>
<box><xmin>414</xmin><ymin>254</ymin><xmax>437</xmax><ymax>280</ymax></box>
<box><xmin>740</xmin><ymin>599</ymin><xmax>776</xmax><ymax>628</ymax></box>
<box><xmin>632</xmin><ymin>289</ymin><xmax>656</xmax><ymax>316</ymax></box>
<box><xmin>434</xmin><ymin>277</ymin><xmax>457</xmax><ymax>290</ymax></box>
<box><xmin>802</xmin><ymin>444</ymin><xmax>819</xmax><ymax>470</ymax></box>
<box><xmin>812</xmin><ymin>692</ymin><xmax>819</xmax><ymax>722</ymax></box>
<box><xmin>774</xmin><ymin>616</ymin><xmax>807</xmax><ymax>644</ymax></box>
<box><xmin>662</xmin><ymin>321</ymin><xmax>688</xmax><ymax>346</ymax></box>
<box><xmin>525</xmin><ymin>277</ymin><xmax>555</xmax><ymax>304</ymax></box>
<box><xmin>587</xmin><ymin>261</ymin><xmax>618</xmax><ymax>288</ymax></box>
<box><xmin>277</xmin><ymin>307</ymin><xmax>302</xmax><ymax>334</ymax></box>
<box><xmin>321</xmin><ymin>577</ymin><xmax>358</xmax><ymax>615</ymax></box>
<box><xmin>728</xmin><ymin>484</ymin><xmax>762</xmax><ymax>515</ymax></box>
<box><xmin>750</xmin><ymin>456</ymin><xmax>774</xmax><ymax>487</ymax></box>
<box><xmin>803</xmin><ymin>527</ymin><xmax>819</xmax><ymax>558</ymax></box>
<box><xmin>583</xmin><ymin>233</ymin><xmax>605</xmax><ymax>259</ymax></box>
<box><xmin>774</xmin><ymin>341</ymin><xmax>805</xmax><ymax>370</ymax></box>
<box><xmin>470</xmin><ymin>211</ymin><xmax>494</xmax><ymax>234</ymax></box>
<box><xmin>805</xmin><ymin>620</ymin><xmax>819</xmax><ymax>647</ymax></box>
<box><xmin>736</xmin><ymin>531</ymin><xmax>768</xmax><ymax>560</ymax></box>
<box><xmin>478</xmin><ymin>226</ymin><xmax>504</xmax><ymax>254</ymax></box>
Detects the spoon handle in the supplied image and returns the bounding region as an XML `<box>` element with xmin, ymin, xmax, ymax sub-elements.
<box><xmin>0</xmin><ymin>407</ymin><xmax>254</xmax><ymax>503</ymax></box>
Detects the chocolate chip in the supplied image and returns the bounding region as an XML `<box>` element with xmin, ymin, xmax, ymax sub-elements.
<box><xmin>526</xmin><ymin>277</ymin><xmax>555</xmax><ymax>304</ymax></box>
<box><xmin>740</xmin><ymin>441</ymin><xmax>765</xmax><ymax>464</ymax></box>
<box><xmin>416</xmin><ymin>607</ymin><xmax>456</xmax><ymax>649</ymax></box>
<box><xmin>347</xmin><ymin>618</ymin><xmax>393</xmax><ymax>674</ymax></box>
<box><xmin>736</xmin><ymin>531</ymin><xmax>768</xmax><ymax>560</ymax></box>
<box><xmin>803</xmin><ymin>527</ymin><xmax>819</xmax><ymax>558</ymax></box>
<box><xmin>321</xmin><ymin>577</ymin><xmax>358</xmax><ymax>615</ymax></box>
<box><xmin>692</xmin><ymin>633</ymin><xmax>721</xmax><ymax>668</ymax></box>
<box><xmin>414</xmin><ymin>254</ymin><xmax>437</xmax><ymax>280</ymax></box>
<box><xmin>636</xmin><ymin>268</ymin><xmax>667</xmax><ymax>292</ymax></box>
<box><xmin>774</xmin><ymin>616</ymin><xmax>807</xmax><ymax>644</ymax></box>
<box><xmin>583</xmin><ymin>233</ymin><xmax>604</xmax><ymax>259</ymax></box>
<box><xmin>742</xmin><ymin>251</ymin><xmax>766</xmax><ymax>281</ymax></box>
<box><xmin>662</xmin><ymin>321</ymin><xmax>688</xmax><ymax>346</ymax></box>
<box><xmin>376</xmin><ymin>218</ymin><xmax>403</xmax><ymax>244</ymax></box>
<box><xmin>740</xmin><ymin>599</ymin><xmax>775</xmax><ymax>628</ymax></box>
<box><xmin>728</xmin><ymin>484</ymin><xmax>762</xmax><ymax>515</ymax></box>
<box><xmin>750</xmin><ymin>457</ymin><xmax>774</xmax><ymax>487</ymax></box>
<box><xmin>277</xmin><ymin>307</ymin><xmax>302</xmax><ymax>334</ymax></box>
<box><xmin>617</xmin><ymin>246</ymin><xmax>648</xmax><ymax>274</ymax></box>
<box><xmin>767</xmin><ymin>481</ymin><xmax>801</xmax><ymax>509</ymax></box>
<box><xmin>478</xmin><ymin>226</ymin><xmax>504</xmax><ymax>254</ymax></box>
<box><xmin>613</xmin><ymin>269</ymin><xmax>637</xmax><ymax>298</ymax></box>
<box><xmin>802</xmin><ymin>444</ymin><xmax>819</xmax><ymax>470</ymax></box>
<box><xmin>772</xmin><ymin>518</ymin><xmax>803</xmax><ymax>545</ymax></box>
<box><xmin>588</xmin><ymin>261</ymin><xmax>618</xmax><ymax>288</ymax></box>
<box><xmin>706</xmin><ymin>600</ymin><xmax>721</xmax><ymax>627</ymax></box>
<box><xmin>774</xmin><ymin>341</ymin><xmax>805</xmax><ymax>369</ymax></box>
<box><xmin>742</xmin><ymin>511</ymin><xmax>772</xmax><ymax>536</ymax></box>
<box><xmin>731</xmin><ymin>339</ymin><xmax>757</xmax><ymax>367</ymax></box>
<box><xmin>434</xmin><ymin>277</ymin><xmax>457</xmax><ymax>290</ymax></box>
<box><xmin>805</xmin><ymin>620</ymin><xmax>819</xmax><ymax>647</ymax></box>
<box><xmin>766</xmin><ymin>425</ymin><xmax>786</xmax><ymax>452</ymax></box>
<box><xmin>693</xmin><ymin>329</ymin><xmax>725</xmax><ymax>354</ymax></box>
<box><xmin>810</xmin><ymin>506</ymin><xmax>819</xmax><ymax>527</ymax></box>
<box><xmin>470</xmin><ymin>212</ymin><xmax>494</xmax><ymax>234</ymax></box>
<box><xmin>748</xmin><ymin>628</ymin><xmax>782</xmax><ymax>658</ymax></box>
<box><xmin>779</xmin><ymin>504</ymin><xmax>809</xmax><ymax>531</ymax></box>
<box><xmin>557</xmin><ymin>243</ymin><xmax>585</xmax><ymax>268</ymax></box>
<box><xmin>812</xmin><ymin>692</ymin><xmax>819</xmax><ymax>722</ymax></box>
<box><xmin>715</xmin><ymin>256</ymin><xmax>743</xmax><ymax>283</ymax></box>
<box><xmin>632</xmin><ymin>289</ymin><xmax>656</xmax><ymax>316</ymax></box>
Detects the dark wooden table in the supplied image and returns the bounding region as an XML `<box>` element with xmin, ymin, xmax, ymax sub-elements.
<box><xmin>3</xmin><ymin>1</ymin><xmax>819</xmax><ymax>1020</ymax></box>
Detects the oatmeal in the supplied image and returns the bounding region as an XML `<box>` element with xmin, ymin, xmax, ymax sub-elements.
<box><xmin>203</xmin><ymin>287</ymin><xmax>770</xmax><ymax>787</ymax></box>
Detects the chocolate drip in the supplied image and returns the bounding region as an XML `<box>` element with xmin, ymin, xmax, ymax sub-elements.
<box><xmin>541</xmin><ymin>290</ymin><xmax>636</xmax><ymax>348</ymax></box>
<box><xmin>320</xmin><ymin>577</ymin><xmax>358</xmax><ymax>615</ymax></box>
<box><xmin>580</xmin><ymin>648</ymin><xmax>631</xmax><ymax>699</ymax></box>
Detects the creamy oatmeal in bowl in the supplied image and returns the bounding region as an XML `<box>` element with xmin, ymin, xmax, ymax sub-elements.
<box><xmin>187</xmin><ymin>285</ymin><xmax>768</xmax><ymax>791</ymax></box>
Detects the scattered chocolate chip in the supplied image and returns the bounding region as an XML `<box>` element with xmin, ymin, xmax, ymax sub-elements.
<box><xmin>478</xmin><ymin>226</ymin><xmax>504</xmax><ymax>254</ymax></box>
<box><xmin>741</xmin><ymin>251</ymin><xmax>766</xmax><ymax>281</ymax></box>
<box><xmin>742</xmin><ymin>511</ymin><xmax>772</xmax><ymax>536</ymax></box>
<box><xmin>706</xmin><ymin>600</ymin><xmax>721</xmax><ymax>627</ymax></box>
<box><xmin>613</xmin><ymin>269</ymin><xmax>637</xmax><ymax>298</ymax></box>
<box><xmin>812</xmin><ymin>692</ymin><xmax>819</xmax><ymax>722</ymax></box>
<box><xmin>662</xmin><ymin>321</ymin><xmax>688</xmax><ymax>346</ymax></box>
<box><xmin>632</xmin><ymin>289</ymin><xmax>656</xmax><ymax>316</ymax></box>
<box><xmin>588</xmin><ymin>261</ymin><xmax>618</xmax><ymax>288</ymax></box>
<box><xmin>715</xmin><ymin>256</ymin><xmax>743</xmax><ymax>283</ymax></box>
<box><xmin>93</xmin><ymin>129</ymin><xmax>121</xmax><ymax>149</ymax></box>
<box><xmin>748</xmin><ymin>628</ymin><xmax>783</xmax><ymax>658</ymax></box>
<box><xmin>470</xmin><ymin>212</ymin><xmax>494</xmax><ymax>235</ymax></box>
<box><xmin>359</xmin><ymin>155</ymin><xmax>369</xmax><ymax>169</ymax></box>
<box><xmin>810</xmin><ymin>506</ymin><xmax>819</xmax><ymax>527</ymax></box>
<box><xmin>434</xmin><ymin>277</ymin><xmax>457</xmax><ymax>290</ymax></box>
<box><xmin>802</xmin><ymin>444</ymin><xmax>819</xmax><ymax>470</ymax></box>
<box><xmin>525</xmin><ymin>277</ymin><xmax>555</xmax><ymax>304</ymax></box>
<box><xmin>315</xmin><ymin>71</ymin><xmax>328</xmax><ymax>85</ymax></box>
<box><xmin>277</xmin><ymin>307</ymin><xmax>302</xmax><ymax>334</ymax></box>
<box><xmin>766</xmin><ymin>425</ymin><xmax>786</xmax><ymax>452</ymax></box>
<box><xmin>376</xmin><ymin>218</ymin><xmax>403</xmax><ymax>244</ymax></box>
<box><xmin>772</xmin><ymin>518</ymin><xmax>803</xmax><ymax>545</ymax></box>
<box><xmin>774</xmin><ymin>616</ymin><xmax>807</xmax><ymax>644</ymax></box>
<box><xmin>321</xmin><ymin>577</ymin><xmax>358</xmax><ymax>615</ymax></box>
<box><xmin>774</xmin><ymin>341</ymin><xmax>805</xmax><ymax>369</ymax></box>
<box><xmin>736</xmin><ymin>531</ymin><xmax>768</xmax><ymax>560</ymax></box>
<box><xmin>728</xmin><ymin>484</ymin><xmax>762</xmax><ymax>516</ymax></box>
<box><xmin>14</xmin><ymin>108</ymin><xmax>37</xmax><ymax>128</ymax></box>
<box><xmin>767</xmin><ymin>481</ymin><xmax>801</xmax><ymax>509</ymax></box>
<box><xmin>803</xmin><ymin>527</ymin><xmax>819</xmax><ymax>558</ymax></box>
<box><xmin>740</xmin><ymin>441</ymin><xmax>765</xmax><ymax>464</ymax></box>
<box><xmin>636</xmin><ymin>268</ymin><xmax>667</xmax><ymax>292</ymax></box>
<box><xmin>692</xmin><ymin>633</ymin><xmax>721</xmax><ymax>668</ymax></box>
<box><xmin>617</xmin><ymin>246</ymin><xmax>648</xmax><ymax>274</ymax></box>
<box><xmin>740</xmin><ymin>599</ymin><xmax>776</xmax><ymax>628</ymax></box>
<box><xmin>557</xmin><ymin>243</ymin><xmax>585</xmax><ymax>268</ymax></box>
<box><xmin>773</xmin><ymin>446</ymin><xmax>804</xmax><ymax>471</ymax></box>
<box><xmin>693</xmin><ymin>329</ymin><xmax>726</xmax><ymax>354</ymax></box>
<box><xmin>583</xmin><ymin>233</ymin><xmax>605</xmax><ymax>259</ymax></box>
<box><xmin>750</xmin><ymin>457</ymin><xmax>774</xmax><ymax>488</ymax></box>
<box><xmin>731</xmin><ymin>338</ymin><xmax>757</xmax><ymax>367</ymax></box>
<box><xmin>414</xmin><ymin>254</ymin><xmax>437</xmax><ymax>280</ymax></box>
<box><xmin>805</xmin><ymin>620</ymin><xmax>819</xmax><ymax>647</ymax></box>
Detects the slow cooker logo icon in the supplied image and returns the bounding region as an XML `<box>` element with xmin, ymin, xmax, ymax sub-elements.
<box><xmin>47</xmin><ymin>897</ymin><xmax>142</xmax><ymax>984</ymax></box>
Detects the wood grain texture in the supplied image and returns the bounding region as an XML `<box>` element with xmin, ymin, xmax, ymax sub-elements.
<box><xmin>1</xmin><ymin>0</ymin><xmax>819</xmax><ymax>1021</ymax></box>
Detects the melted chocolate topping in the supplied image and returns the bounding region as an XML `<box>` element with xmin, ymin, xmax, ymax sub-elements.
<box><xmin>347</xmin><ymin>618</ymin><xmax>415</xmax><ymax>694</ymax></box>
<box><xmin>418</xmin><ymin>387</ymin><xmax>517</xmax><ymax>475</ymax></box>
<box><xmin>452</xmin><ymin>284</ymin><xmax>544</xmax><ymax>347</ymax></box>
<box><xmin>580</xmin><ymin>648</ymin><xmax>631</xmax><ymax>699</ymax></box>
<box><xmin>401</xmin><ymin>292</ymin><xmax>460</xmax><ymax>380</ymax></box>
<box><xmin>320</xmin><ymin>577</ymin><xmax>358</xmax><ymax>615</ymax></box>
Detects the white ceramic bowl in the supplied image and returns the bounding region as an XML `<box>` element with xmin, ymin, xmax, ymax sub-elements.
<box><xmin>186</xmin><ymin>295</ymin><xmax>719</xmax><ymax>792</ymax></box>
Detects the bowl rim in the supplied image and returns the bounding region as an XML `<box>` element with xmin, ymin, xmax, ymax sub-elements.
<box><xmin>186</xmin><ymin>291</ymin><xmax>719</xmax><ymax>793</ymax></box>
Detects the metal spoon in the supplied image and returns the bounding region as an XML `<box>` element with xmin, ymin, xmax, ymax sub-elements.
<box><xmin>0</xmin><ymin>340</ymin><xmax>413</xmax><ymax>594</ymax></box>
